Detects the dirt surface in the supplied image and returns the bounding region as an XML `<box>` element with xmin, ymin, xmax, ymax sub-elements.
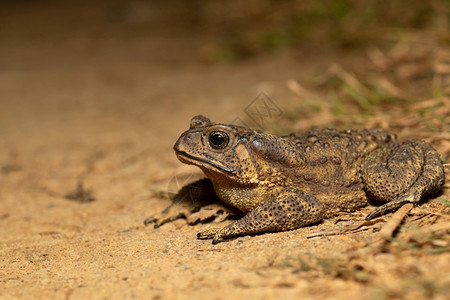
<box><xmin>1</xmin><ymin>1</ymin><xmax>449</xmax><ymax>299</ymax></box>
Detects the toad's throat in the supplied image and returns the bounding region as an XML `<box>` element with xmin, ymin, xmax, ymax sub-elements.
<box><xmin>175</xmin><ymin>150</ymin><xmax>236</xmax><ymax>174</ymax></box>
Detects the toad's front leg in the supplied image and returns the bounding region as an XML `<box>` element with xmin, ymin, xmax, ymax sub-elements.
<box><xmin>144</xmin><ymin>179</ymin><xmax>218</xmax><ymax>228</ymax></box>
<box><xmin>197</xmin><ymin>189</ymin><xmax>325</xmax><ymax>244</ymax></box>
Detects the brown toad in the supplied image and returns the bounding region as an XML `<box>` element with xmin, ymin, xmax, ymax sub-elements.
<box><xmin>145</xmin><ymin>115</ymin><xmax>445</xmax><ymax>243</ymax></box>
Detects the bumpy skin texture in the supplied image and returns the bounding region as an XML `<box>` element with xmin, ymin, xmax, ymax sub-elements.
<box><xmin>145</xmin><ymin>115</ymin><xmax>445</xmax><ymax>243</ymax></box>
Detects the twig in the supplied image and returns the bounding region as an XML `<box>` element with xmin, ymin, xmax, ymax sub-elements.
<box><xmin>286</xmin><ymin>79</ymin><xmax>318</xmax><ymax>101</ymax></box>
<box><xmin>379</xmin><ymin>203</ymin><xmax>414</xmax><ymax>240</ymax></box>
<box><xmin>307</xmin><ymin>218</ymin><xmax>386</xmax><ymax>238</ymax></box>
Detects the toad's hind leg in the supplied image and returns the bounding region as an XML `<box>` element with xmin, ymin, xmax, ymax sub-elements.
<box><xmin>197</xmin><ymin>190</ymin><xmax>325</xmax><ymax>244</ymax></box>
<box><xmin>362</xmin><ymin>140</ymin><xmax>445</xmax><ymax>220</ymax></box>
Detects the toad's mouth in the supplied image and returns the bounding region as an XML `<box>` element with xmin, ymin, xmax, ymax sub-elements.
<box><xmin>174</xmin><ymin>149</ymin><xmax>236</xmax><ymax>175</ymax></box>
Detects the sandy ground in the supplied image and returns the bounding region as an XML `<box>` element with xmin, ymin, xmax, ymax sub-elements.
<box><xmin>1</xmin><ymin>1</ymin><xmax>449</xmax><ymax>299</ymax></box>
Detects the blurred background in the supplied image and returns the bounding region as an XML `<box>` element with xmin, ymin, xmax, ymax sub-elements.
<box><xmin>1</xmin><ymin>0</ymin><xmax>449</xmax><ymax>174</ymax></box>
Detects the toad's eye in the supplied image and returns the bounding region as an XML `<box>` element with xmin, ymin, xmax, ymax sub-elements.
<box><xmin>208</xmin><ymin>131</ymin><xmax>230</xmax><ymax>150</ymax></box>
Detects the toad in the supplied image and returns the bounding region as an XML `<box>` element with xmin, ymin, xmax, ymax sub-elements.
<box><xmin>145</xmin><ymin>115</ymin><xmax>445</xmax><ymax>243</ymax></box>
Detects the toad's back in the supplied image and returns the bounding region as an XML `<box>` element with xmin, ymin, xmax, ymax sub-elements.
<box><xmin>281</xmin><ymin>128</ymin><xmax>398</xmax><ymax>216</ymax></box>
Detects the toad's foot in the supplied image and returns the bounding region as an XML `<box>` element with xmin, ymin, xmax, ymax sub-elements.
<box><xmin>144</xmin><ymin>201</ymin><xmax>194</xmax><ymax>228</ymax></box>
<box><xmin>366</xmin><ymin>194</ymin><xmax>415</xmax><ymax>221</ymax></box>
<box><xmin>144</xmin><ymin>179</ymin><xmax>217</xmax><ymax>228</ymax></box>
<box><xmin>197</xmin><ymin>189</ymin><xmax>325</xmax><ymax>244</ymax></box>
<box><xmin>197</xmin><ymin>228</ymin><xmax>222</xmax><ymax>243</ymax></box>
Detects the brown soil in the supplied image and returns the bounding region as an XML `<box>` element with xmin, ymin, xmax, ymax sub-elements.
<box><xmin>1</xmin><ymin>1</ymin><xmax>449</xmax><ymax>299</ymax></box>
